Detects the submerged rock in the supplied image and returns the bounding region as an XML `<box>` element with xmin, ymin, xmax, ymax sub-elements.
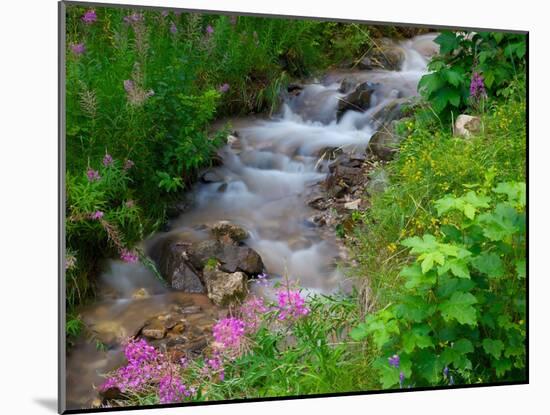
<box><xmin>336</xmin><ymin>81</ymin><xmax>378</xmax><ymax>122</ymax></box>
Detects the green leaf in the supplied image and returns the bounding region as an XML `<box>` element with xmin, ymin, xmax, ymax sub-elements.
<box><xmin>444</xmin><ymin>69</ymin><xmax>464</xmax><ymax>87</ymax></box>
<box><xmin>493</xmin><ymin>182</ymin><xmax>526</xmax><ymax>206</ymax></box>
<box><xmin>420</xmin><ymin>251</ymin><xmax>445</xmax><ymax>273</ymax></box>
<box><xmin>472</xmin><ymin>253</ymin><xmax>505</xmax><ymax>278</ymax></box>
<box><xmin>394</xmin><ymin>295</ymin><xmax>437</xmax><ymax>323</ymax></box>
<box><xmin>438</xmin><ymin>291</ymin><xmax>478</xmax><ymax>326</ymax></box>
<box><xmin>482</xmin><ymin>338</ymin><xmax>505</xmax><ymax>359</ymax></box>
<box><xmin>401</xmin><ymin>324</ymin><xmax>434</xmax><ymax>353</ymax></box>
<box><xmin>401</xmin><ymin>264</ymin><xmax>437</xmax><ymax>290</ymax></box>
<box><xmin>515</xmin><ymin>259</ymin><xmax>526</xmax><ymax>278</ymax></box>
<box><xmin>402</xmin><ymin>234</ymin><xmax>439</xmax><ymax>254</ymax></box>
<box><xmin>440</xmin><ymin>339</ymin><xmax>474</xmax><ymax>370</ymax></box>
<box><xmin>494</xmin><ymin>358</ymin><xmax>513</xmax><ymax>377</ymax></box>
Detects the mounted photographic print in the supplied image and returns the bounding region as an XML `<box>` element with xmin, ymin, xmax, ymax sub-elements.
<box><xmin>59</xmin><ymin>1</ymin><xmax>528</xmax><ymax>413</ymax></box>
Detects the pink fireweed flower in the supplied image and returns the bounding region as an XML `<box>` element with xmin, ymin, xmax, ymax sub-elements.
<box><xmin>158</xmin><ymin>374</ymin><xmax>193</xmax><ymax>404</ymax></box>
<box><xmin>206</xmin><ymin>25</ymin><xmax>214</xmax><ymax>35</ymax></box>
<box><xmin>86</xmin><ymin>168</ymin><xmax>101</xmax><ymax>182</ymax></box>
<box><xmin>90</xmin><ymin>210</ymin><xmax>104</xmax><ymax>220</ymax></box>
<box><xmin>70</xmin><ymin>43</ymin><xmax>86</xmax><ymax>55</ymax></box>
<box><xmin>240</xmin><ymin>296</ymin><xmax>267</xmax><ymax>332</ymax></box>
<box><xmin>103</xmin><ymin>153</ymin><xmax>114</xmax><ymax>167</ymax></box>
<box><xmin>469</xmin><ymin>71</ymin><xmax>487</xmax><ymax>100</ymax></box>
<box><xmin>120</xmin><ymin>249</ymin><xmax>139</xmax><ymax>263</ymax></box>
<box><xmin>123</xmin><ymin>12</ymin><xmax>143</xmax><ymax>25</ymax></box>
<box><xmin>212</xmin><ymin>317</ymin><xmax>246</xmax><ymax>351</ymax></box>
<box><xmin>81</xmin><ymin>10</ymin><xmax>97</xmax><ymax>24</ymax></box>
<box><xmin>123</xmin><ymin>159</ymin><xmax>135</xmax><ymax>170</ymax></box>
<box><xmin>123</xmin><ymin>79</ymin><xmax>134</xmax><ymax>93</ymax></box>
<box><xmin>275</xmin><ymin>288</ymin><xmax>309</xmax><ymax>321</ymax></box>
<box><xmin>218</xmin><ymin>83</ymin><xmax>230</xmax><ymax>93</ymax></box>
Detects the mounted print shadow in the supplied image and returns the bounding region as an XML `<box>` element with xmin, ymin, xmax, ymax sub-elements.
<box><xmin>59</xmin><ymin>1</ymin><xmax>528</xmax><ymax>413</ymax></box>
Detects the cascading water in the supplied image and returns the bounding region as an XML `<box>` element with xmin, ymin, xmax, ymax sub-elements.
<box><xmin>65</xmin><ymin>33</ymin><xmax>438</xmax><ymax>409</ymax></box>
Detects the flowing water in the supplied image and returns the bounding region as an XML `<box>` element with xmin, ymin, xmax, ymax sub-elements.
<box><xmin>66</xmin><ymin>34</ymin><xmax>438</xmax><ymax>409</ymax></box>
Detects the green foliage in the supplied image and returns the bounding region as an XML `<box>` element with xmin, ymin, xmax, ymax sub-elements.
<box><xmin>199</xmin><ymin>294</ymin><xmax>373</xmax><ymax>400</ymax></box>
<box><xmin>351</xmin><ymin>184</ymin><xmax>526</xmax><ymax>388</ymax></box>
<box><xmin>418</xmin><ymin>31</ymin><xmax>526</xmax><ymax>117</ymax></box>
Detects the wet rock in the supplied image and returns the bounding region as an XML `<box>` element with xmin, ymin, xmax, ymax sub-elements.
<box><xmin>338</xmin><ymin>77</ymin><xmax>356</xmax><ymax>94</ymax></box>
<box><xmin>201</xmin><ymin>170</ymin><xmax>224</xmax><ymax>183</ymax></box>
<box><xmin>219</xmin><ymin>244</ymin><xmax>264</xmax><ymax>275</ymax></box>
<box><xmin>158</xmin><ymin>242</ymin><xmax>206</xmax><ymax>293</ymax></box>
<box><xmin>203</xmin><ymin>268</ymin><xmax>248</xmax><ymax>306</ymax></box>
<box><xmin>454</xmin><ymin>115</ymin><xmax>481</xmax><ymax>138</ymax></box>
<box><xmin>211</xmin><ymin>221</ymin><xmax>249</xmax><ymax>242</ymax></box>
<box><xmin>142</xmin><ymin>326</ymin><xmax>166</xmax><ymax>340</ymax></box>
<box><xmin>336</xmin><ymin>82</ymin><xmax>378</xmax><ymax>122</ymax></box>
<box><xmin>307</xmin><ymin>194</ymin><xmax>330</xmax><ymax>210</ymax></box>
<box><xmin>368</xmin><ymin>119</ymin><xmax>404</xmax><ymax>161</ymax></box>
<box><xmin>131</xmin><ymin>288</ymin><xmax>150</xmax><ymax>300</ymax></box>
<box><xmin>187</xmin><ymin>239</ymin><xmax>263</xmax><ymax>276</ymax></box>
<box><xmin>307</xmin><ymin>213</ymin><xmax>327</xmax><ymax>227</ymax></box>
<box><xmin>287</xmin><ymin>83</ymin><xmax>304</xmax><ymax>96</ymax></box>
<box><xmin>217</xmin><ymin>183</ymin><xmax>228</xmax><ymax>193</ymax></box>
<box><xmin>366</xmin><ymin>43</ymin><xmax>406</xmax><ymax>70</ymax></box>
<box><xmin>327</xmin><ymin>164</ymin><xmax>364</xmax><ymax>187</ymax></box>
<box><xmin>358</xmin><ymin>57</ymin><xmax>374</xmax><ymax>70</ymax></box>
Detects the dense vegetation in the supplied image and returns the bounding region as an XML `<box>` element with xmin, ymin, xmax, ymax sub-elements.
<box><xmin>64</xmin><ymin>6</ymin><xmax>375</xmax><ymax>321</ymax></box>
<box><xmin>65</xmin><ymin>6</ymin><xmax>527</xmax><ymax>406</ymax></box>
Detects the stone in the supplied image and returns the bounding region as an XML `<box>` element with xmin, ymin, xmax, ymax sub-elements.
<box><xmin>336</xmin><ymin>82</ymin><xmax>378</xmax><ymax>122</ymax></box>
<box><xmin>203</xmin><ymin>268</ymin><xmax>248</xmax><ymax>306</ymax></box>
<box><xmin>368</xmin><ymin>120</ymin><xmax>404</xmax><ymax>161</ymax></box>
<box><xmin>358</xmin><ymin>57</ymin><xmax>374</xmax><ymax>70</ymax></box>
<box><xmin>344</xmin><ymin>199</ymin><xmax>361</xmax><ymax>210</ymax></box>
<box><xmin>307</xmin><ymin>194</ymin><xmax>330</xmax><ymax>210</ymax></box>
<box><xmin>219</xmin><ymin>244</ymin><xmax>264</xmax><ymax>275</ymax></box>
<box><xmin>367</xmin><ymin>44</ymin><xmax>406</xmax><ymax>70</ymax></box>
<box><xmin>142</xmin><ymin>326</ymin><xmax>166</xmax><ymax>340</ymax></box>
<box><xmin>158</xmin><ymin>242</ymin><xmax>206</xmax><ymax>293</ymax></box>
<box><xmin>201</xmin><ymin>170</ymin><xmax>224</xmax><ymax>183</ymax></box>
<box><xmin>454</xmin><ymin>115</ymin><xmax>481</xmax><ymax>138</ymax></box>
<box><xmin>211</xmin><ymin>221</ymin><xmax>249</xmax><ymax>242</ymax></box>
<box><xmin>338</xmin><ymin>77</ymin><xmax>356</xmax><ymax>94</ymax></box>
<box><xmin>131</xmin><ymin>288</ymin><xmax>150</xmax><ymax>300</ymax></box>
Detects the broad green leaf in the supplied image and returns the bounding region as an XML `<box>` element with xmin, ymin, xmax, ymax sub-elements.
<box><xmin>438</xmin><ymin>291</ymin><xmax>478</xmax><ymax>326</ymax></box>
<box><xmin>440</xmin><ymin>339</ymin><xmax>474</xmax><ymax>370</ymax></box>
<box><xmin>402</xmin><ymin>234</ymin><xmax>439</xmax><ymax>254</ymax></box>
<box><xmin>401</xmin><ymin>324</ymin><xmax>434</xmax><ymax>353</ymax></box>
<box><xmin>493</xmin><ymin>182</ymin><xmax>526</xmax><ymax>206</ymax></box>
<box><xmin>482</xmin><ymin>338</ymin><xmax>505</xmax><ymax>359</ymax></box>
<box><xmin>419</xmin><ymin>251</ymin><xmax>445</xmax><ymax>273</ymax></box>
<box><xmin>394</xmin><ymin>295</ymin><xmax>437</xmax><ymax>323</ymax></box>
<box><xmin>472</xmin><ymin>253</ymin><xmax>505</xmax><ymax>278</ymax></box>
<box><xmin>494</xmin><ymin>358</ymin><xmax>513</xmax><ymax>377</ymax></box>
<box><xmin>401</xmin><ymin>264</ymin><xmax>437</xmax><ymax>290</ymax></box>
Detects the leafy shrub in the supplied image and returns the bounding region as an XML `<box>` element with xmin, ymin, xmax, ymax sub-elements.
<box><xmin>418</xmin><ymin>31</ymin><xmax>526</xmax><ymax>117</ymax></box>
<box><xmin>351</xmin><ymin>182</ymin><xmax>526</xmax><ymax>388</ymax></box>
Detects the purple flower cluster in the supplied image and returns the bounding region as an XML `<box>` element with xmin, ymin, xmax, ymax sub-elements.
<box><xmin>81</xmin><ymin>10</ymin><xmax>97</xmax><ymax>25</ymax></box>
<box><xmin>101</xmin><ymin>339</ymin><xmax>194</xmax><ymax>404</ymax></box>
<box><xmin>86</xmin><ymin>168</ymin><xmax>101</xmax><ymax>182</ymax></box>
<box><xmin>388</xmin><ymin>354</ymin><xmax>400</xmax><ymax>368</ymax></box>
<box><xmin>170</xmin><ymin>22</ymin><xmax>178</xmax><ymax>34</ymax></box>
<box><xmin>399</xmin><ymin>372</ymin><xmax>405</xmax><ymax>388</ymax></box>
<box><xmin>120</xmin><ymin>249</ymin><xmax>139</xmax><ymax>263</ymax></box>
<box><xmin>275</xmin><ymin>288</ymin><xmax>309</xmax><ymax>321</ymax></box>
<box><xmin>158</xmin><ymin>375</ymin><xmax>195</xmax><ymax>404</ymax></box>
<box><xmin>103</xmin><ymin>153</ymin><xmax>114</xmax><ymax>167</ymax></box>
<box><xmin>255</xmin><ymin>272</ymin><xmax>270</xmax><ymax>287</ymax></box>
<box><xmin>90</xmin><ymin>210</ymin><xmax>104</xmax><ymax>220</ymax></box>
<box><xmin>202</xmin><ymin>353</ymin><xmax>225</xmax><ymax>381</ymax></box>
<box><xmin>240</xmin><ymin>296</ymin><xmax>268</xmax><ymax>332</ymax></box>
<box><xmin>218</xmin><ymin>83</ymin><xmax>230</xmax><ymax>93</ymax></box>
<box><xmin>212</xmin><ymin>317</ymin><xmax>246</xmax><ymax>350</ymax></box>
<box><xmin>123</xmin><ymin>12</ymin><xmax>144</xmax><ymax>25</ymax></box>
<box><xmin>470</xmin><ymin>72</ymin><xmax>487</xmax><ymax>100</ymax></box>
<box><xmin>71</xmin><ymin>43</ymin><xmax>85</xmax><ymax>55</ymax></box>
<box><xmin>206</xmin><ymin>25</ymin><xmax>214</xmax><ymax>35</ymax></box>
<box><xmin>124</xmin><ymin>159</ymin><xmax>135</xmax><ymax>170</ymax></box>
